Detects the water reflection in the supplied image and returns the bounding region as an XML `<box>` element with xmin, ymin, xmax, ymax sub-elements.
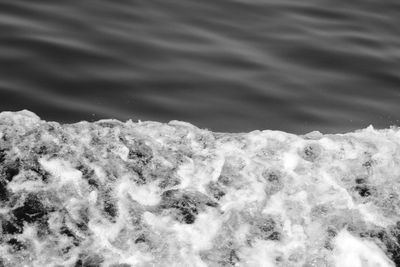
<box><xmin>0</xmin><ymin>0</ymin><xmax>399</xmax><ymax>133</ymax></box>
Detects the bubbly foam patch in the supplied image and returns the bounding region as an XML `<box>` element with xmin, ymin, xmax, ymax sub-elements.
<box><xmin>0</xmin><ymin>110</ymin><xmax>400</xmax><ymax>266</ymax></box>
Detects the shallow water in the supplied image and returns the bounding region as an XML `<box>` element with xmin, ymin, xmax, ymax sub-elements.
<box><xmin>0</xmin><ymin>0</ymin><xmax>400</xmax><ymax>134</ymax></box>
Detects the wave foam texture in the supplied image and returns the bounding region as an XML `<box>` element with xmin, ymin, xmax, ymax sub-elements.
<box><xmin>0</xmin><ymin>110</ymin><xmax>400</xmax><ymax>267</ymax></box>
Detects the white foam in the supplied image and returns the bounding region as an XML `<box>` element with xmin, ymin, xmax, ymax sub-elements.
<box><xmin>333</xmin><ymin>230</ymin><xmax>394</xmax><ymax>267</ymax></box>
<box><xmin>1</xmin><ymin>111</ymin><xmax>400</xmax><ymax>267</ymax></box>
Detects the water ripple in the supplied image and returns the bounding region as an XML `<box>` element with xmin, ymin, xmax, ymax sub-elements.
<box><xmin>0</xmin><ymin>0</ymin><xmax>399</xmax><ymax>133</ymax></box>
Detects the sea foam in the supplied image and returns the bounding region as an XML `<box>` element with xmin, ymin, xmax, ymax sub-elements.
<box><xmin>0</xmin><ymin>110</ymin><xmax>399</xmax><ymax>267</ymax></box>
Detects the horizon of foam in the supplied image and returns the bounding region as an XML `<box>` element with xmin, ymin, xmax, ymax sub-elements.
<box><xmin>0</xmin><ymin>110</ymin><xmax>400</xmax><ymax>267</ymax></box>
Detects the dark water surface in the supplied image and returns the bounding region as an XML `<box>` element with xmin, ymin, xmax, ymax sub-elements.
<box><xmin>1</xmin><ymin>0</ymin><xmax>400</xmax><ymax>134</ymax></box>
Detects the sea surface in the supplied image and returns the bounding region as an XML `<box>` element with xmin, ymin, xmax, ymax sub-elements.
<box><xmin>1</xmin><ymin>0</ymin><xmax>400</xmax><ymax>134</ymax></box>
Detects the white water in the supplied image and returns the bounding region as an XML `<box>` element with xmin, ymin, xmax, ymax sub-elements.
<box><xmin>0</xmin><ymin>110</ymin><xmax>399</xmax><ymax>266</ymax></box>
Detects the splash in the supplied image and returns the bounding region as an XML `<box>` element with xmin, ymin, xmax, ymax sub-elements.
<box><xmin>0</xmin><ymin>110</ymin><xmax>399</xmax><ymax>267</ymax></box>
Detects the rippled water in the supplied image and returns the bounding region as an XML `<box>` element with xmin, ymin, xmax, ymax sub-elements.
<box><xmin>1</xmin><ymin>0</ymin><xmax>400</xmax><ymax>134</ymax></box>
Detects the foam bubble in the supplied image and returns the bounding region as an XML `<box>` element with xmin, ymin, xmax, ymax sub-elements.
<box><xmin>0</xmin><ymin>110</ymin><xmax>399</xmax><ymax>266</ymax></box>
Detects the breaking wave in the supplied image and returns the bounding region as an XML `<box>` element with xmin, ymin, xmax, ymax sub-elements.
<box><xmin>0</xmin><ymin>110</ymin><xmax>399</xmax><ymax>266</ymax></box>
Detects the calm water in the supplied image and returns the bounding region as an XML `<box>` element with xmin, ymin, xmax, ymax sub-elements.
<box><xmin>1</xmin><ymin>0</ymin><xmax>400</xmax><ymax>134</ymax></box>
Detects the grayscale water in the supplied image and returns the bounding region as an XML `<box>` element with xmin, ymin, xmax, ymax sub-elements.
<box><xmin>1</xmin><ymin>0</ymin><xmax>400</xmax><ymax>134</ymax></box>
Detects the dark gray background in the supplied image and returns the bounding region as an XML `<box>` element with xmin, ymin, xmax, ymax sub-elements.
<box><xmin>1</xmin><ymin>0</ymin><xmax>400</xmax><ymax>133</ymax></box>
